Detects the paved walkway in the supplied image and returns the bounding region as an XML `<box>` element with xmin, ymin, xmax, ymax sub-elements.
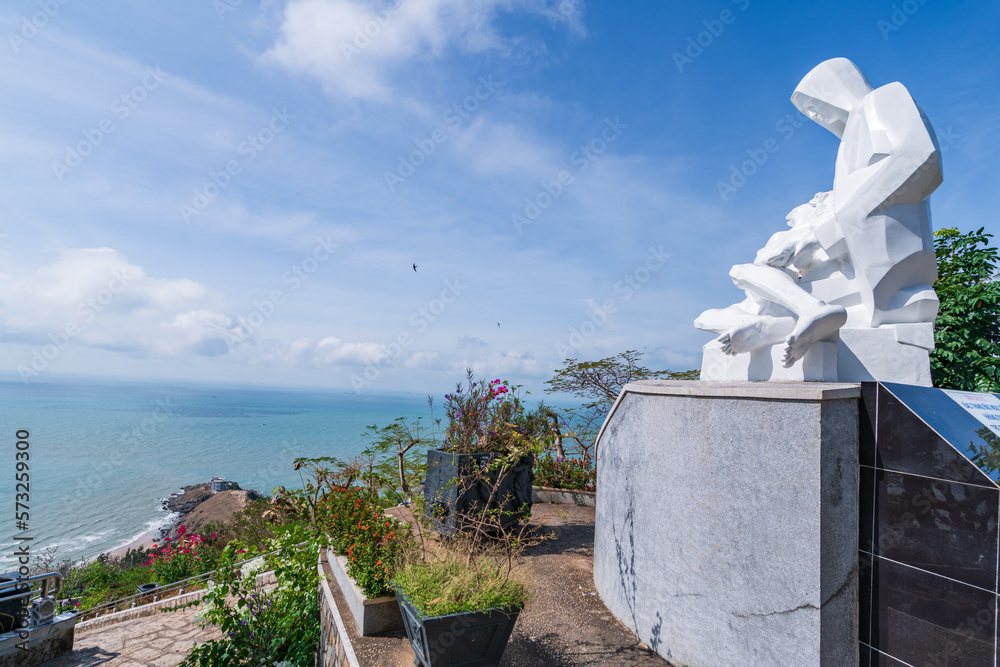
<box><xmin>43</xmin><ymin>605</ymin><xmax>221</xmax><ymax>667</ymax></box>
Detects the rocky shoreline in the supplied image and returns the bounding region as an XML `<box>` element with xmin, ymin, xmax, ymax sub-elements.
<box><xmin>156</xmin><ymin>482</ymin><xmax>263</xmax><ymax>541</ymax></box>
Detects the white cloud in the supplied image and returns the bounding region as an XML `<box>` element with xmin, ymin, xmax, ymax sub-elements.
<box><xmin>313</xmin><ymin>335</ymin><xmax>392</xmax><ymax>365</ymax></box>
<box><xmin>456</xmin><ymin>335</ymin><xmax>488</xmax><ymax>349</ymax></box>
<box><xmin>0</xmin><ymin>248</ymin><xmax>231</xmax><ymax>356</ymax></box>
<box><xmin>261</xmin><ymin>0</ymin><xmax>549</xmax><ymax>100</ymax></box>
<box><xmin>453</xmin><ymin>350</ymin><xmax>542</xmax><ymax>377</ymax></box>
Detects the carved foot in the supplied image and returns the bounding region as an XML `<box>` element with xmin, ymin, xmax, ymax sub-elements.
<box><xmin>717</xmin><ymin>317</ymin><xmax>790</xmax><ymax>356</ymax></box>
<box><xmin>782</xmin><ymin>303</ymin><xmax>847</xmax><ymax>367</ymax></box>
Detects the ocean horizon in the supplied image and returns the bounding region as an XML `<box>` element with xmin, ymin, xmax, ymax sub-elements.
<box><xmin>1</xmin><ymin>375</ymin><xmax>445</xmax><ymax>570</ymax></box>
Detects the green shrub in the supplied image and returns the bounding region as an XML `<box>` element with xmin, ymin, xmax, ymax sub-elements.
<box><xmin>393</xmin><ymin>550</ymin><xmax>528</xmax><ymax>617</ymax></box>
<box><xmin>179</xmin><ymin>526</ymin><xmax>320</xmax><ymax>667</ymax></box>
<box><xmin>533</xmin><ymin>454</ymin><xmax>596</xmax><ymax>492</ymax></box>
<box><xmin>325</xmin><ymin>485</ymin><xmax>410</xmax><ymax>598</ymax></box>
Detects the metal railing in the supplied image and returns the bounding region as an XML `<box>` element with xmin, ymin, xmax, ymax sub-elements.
<box><xmin>0</xmin><ymin>572</ymin><xmax>62</xmax><ymax>603</ymax></box>
<box><xmin>73</xmin><ymin>542</ymin><xmax>310</xmax><ymax>622</ymax></box>
<box><xmin>0</xmin><ymin>572</ymin><xmax>63</xmax><ymax>631</ymax></box>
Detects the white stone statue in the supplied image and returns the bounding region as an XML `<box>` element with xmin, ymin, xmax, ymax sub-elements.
<box><xmin>696</xmin><ymin>58</ymin><xmax>941</xmax><ymax>385</ymax></box>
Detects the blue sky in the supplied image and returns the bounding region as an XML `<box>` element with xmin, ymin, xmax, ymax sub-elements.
<box><xmin>1</xmin><ymin>0</ymin><xmax>997</xmax><ymax>396</ymax></box>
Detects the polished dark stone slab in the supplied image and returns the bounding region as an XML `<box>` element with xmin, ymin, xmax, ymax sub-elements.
<box><xmin>880</xmin><ymin>382</ymin><xmax>1000</xmax><ymax>485</ymax></box>
<box><xmin>860</xmin><ymin>465</ymin><xmax>875</xmax><ymax>555</ymax></box>
<box><xmin>860</xmin><ymin>383</ymin><xmax>877</xmax><ymax>468</ymax></box>
<box><xmin>873</xmin><ymin>469</ymin><xmax>998</xmax><ymax>591</ymax></box>
<box><xmin>872</xmin><ymin>557</ymin><xmax>995</xmax><ymax>667</ymax></box>
<box><xmin>875</xmin><ymin>385</ymin><xmax>993</xmax><ymax>486</ymax></box>
<box><xmin>859</xmin><ymin>553</ymin><xmax>873</xmax><ymax>646</ymax></box>
<box><xmin>860</xmin><ymin>382</ymin><xmax>1000</xmax><ymax>667</ymax></box>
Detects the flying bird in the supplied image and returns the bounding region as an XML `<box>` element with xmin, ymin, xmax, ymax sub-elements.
<box><xmin>497</xmin><ymin>322</ymin><xmax>501</xmax><ymax>328</ymax></box>
<box><xmin>412</xmin><ymin>263</ymin><xmax>418</xmax><ymax>272</ymax></box>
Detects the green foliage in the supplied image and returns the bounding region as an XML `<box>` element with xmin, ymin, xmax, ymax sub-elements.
<box><xmin>931</xmin><ymin>227</ymin><xmax>1000</xmax><ymax>392</ymax></box>
<box><xmin>145</xmin><ymin>525</ymin><xmax>220</xmax><ymax>583</ymax></box>
<box><xmin>442</xmin><ymin>370</ymin><xmax>544</xmax><ymax>455</ymax></box>
<box><xmin>64</xmin><ymin>557</ymin><xmax>159</xmax><ymax>612</ymax></box>
<box><xmin>269</xmin><ymin>457</ymin><xmax>352</xmax><ymax>536</ymax></box>
<box><xmin>180</xmin><ymin>526</ymin><xmax>320</xmax><ymax>667</ymax></box>
<box><xmin>533</xmin><ymin>454</ymin><xmax>595</xmax><ymax>492</ymax></box>
<box><xmin>968</xmin><ymin>427</ymin><xmax>1000</xmax><ymax>477</ymax></box>
<box><xmin>200</xmin><ymin>497</ymin><xmax>274</xmax><ymax>552</ymax></box>
<box><xmin>393</xmin><ymin>553</ymin><xmax>528</xmax><ymax>618</ymax></box>
<box><xmin>361</xmin><ymin>417</ymin><xmax>430</xmax><ymax>502</ymax></box>
<box><xmin>325</xmin><ymin>485</ymin><xmax>411</xmax><ymax>598</ymax></box>
<box><xmin>544</xmin><ymin>350</ymin><xmax>697</xmax><ymax>455</ymax></box>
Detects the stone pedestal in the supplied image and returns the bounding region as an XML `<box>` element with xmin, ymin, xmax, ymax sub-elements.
<box><xmin>593</xmin><ymin>381</ymin><xmax>860</xmax><ymax>667</ymax></box>
<box><xmin>699</xmin><ymin>323</ymin><xmax>934</xmax><ymax>386</ymax></box>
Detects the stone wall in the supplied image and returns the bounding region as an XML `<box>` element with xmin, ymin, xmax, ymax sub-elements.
<box><xmin>0</xmin><ymin>612</ymin><xmax>75</xmax><ymax>667</ymax></box>
<box><xmin>593</xmin><ymin>380</ymin><xmax>860</xmax><ymax>667</ymax></box>
<box><xmin>317</xmin><ymin>556</ymin><xmax>360</xmax><ymax>667</ymax></box>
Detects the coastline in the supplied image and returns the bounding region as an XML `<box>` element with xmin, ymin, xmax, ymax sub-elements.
<box><xmin>108</xmin><ymin>526</ymin><xmax>165</xmax><ymax>558</ymax></box>
<box><xmin>103</xmin><ymin>482</ymin><xmax>263</xmax><ymax>561</ymax></box>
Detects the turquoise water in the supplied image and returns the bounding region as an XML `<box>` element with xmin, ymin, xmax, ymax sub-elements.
<box><xmin>0</xmin><ymin>376</ymin><xmax>436</xmax><ymax>569</ymax></box>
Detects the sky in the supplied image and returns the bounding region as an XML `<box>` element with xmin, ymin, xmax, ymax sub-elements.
<box><xmin>0</xmin><ymin>0</ymin><xmax>998</xmax><ymax>397</ymax></box>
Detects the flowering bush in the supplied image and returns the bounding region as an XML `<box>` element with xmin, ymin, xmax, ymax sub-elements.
<box><xmin>533</xmin><ymin>454</ymin><xmax>596</xmax><ymax>492</ymax></box>
<box><xmin>146</xmin><ymin>524</ymin><xmax>220</xmax><ymax>583</ymax></box>
<box><xmin>325</xmin><ymin>485</ymin><xmax>411</xmax><ymax>598</ymax></box>
<box><xmin>442</xmin><ymin>370</ymin><xmax>541</xmax><ymax>455</ymax></box>
<box><xmin>179</xmin><ymin>526</ymin><xmax>319</xmax><ymax>667</ymax></box>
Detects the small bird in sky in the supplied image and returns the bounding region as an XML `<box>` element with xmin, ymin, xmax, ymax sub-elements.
<box><xmin>412</xmin><ymin>263</ymin><xmax>418</xmax><ymax>272</ymax></box>
<box><xmin>497</xmin><ymin>322</ymin><xmax>501</xmax><ymax>328</ymax></box>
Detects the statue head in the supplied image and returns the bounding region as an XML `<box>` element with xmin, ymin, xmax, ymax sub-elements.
<box><xmin>791</xmin><ymin>58</ymin><xmax>874</xmax><ymax>138</ymax></box>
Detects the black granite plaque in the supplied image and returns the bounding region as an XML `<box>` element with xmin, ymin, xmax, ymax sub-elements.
<box><xmin>859</xmin><ymin>382</ymin><xmax>1000</xmax><ymax>666</ymax></box>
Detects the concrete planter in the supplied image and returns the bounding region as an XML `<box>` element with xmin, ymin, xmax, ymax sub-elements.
<box><xmin>394</xmin><ymin>587</ymin><xmax>520</xmax><ymax>667</ymax></box>
<box><xmin>531</xmin><ymin>486</ymin><xmax>596</xmax><ymax>507</ymax></box>
<box><xmin>328</xmin><ymin>553</ymin><xmax>402</xmax><ymax>636</ymax></box>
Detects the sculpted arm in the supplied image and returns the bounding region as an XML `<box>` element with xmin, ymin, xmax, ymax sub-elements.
<box><xmin>811</xmin><ymin>84</ymin><xmax>940</xmax><ymax>256</ymax></box>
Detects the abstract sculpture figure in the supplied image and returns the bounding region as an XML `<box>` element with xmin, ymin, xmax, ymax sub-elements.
<box><xmin>696</xmin><ymin>58</ymin><xmax>942</xmax><ymax>385</ymax></box>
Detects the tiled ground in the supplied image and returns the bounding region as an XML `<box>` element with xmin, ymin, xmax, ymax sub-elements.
<box><xmin>42</xmin><ymin>605</ymin><xmax>221</xmax><ymax>667</ymax></box>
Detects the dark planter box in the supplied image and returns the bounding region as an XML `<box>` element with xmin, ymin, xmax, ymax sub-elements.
<box><xmin>395</xmin><ymin>588</ymin><xmax>521</xmax><ymax>667</ymax></box>
<box><xmin>423</xmin><ymin>449</ymin><xmax>533</xmax><ymax>536</ymax></box>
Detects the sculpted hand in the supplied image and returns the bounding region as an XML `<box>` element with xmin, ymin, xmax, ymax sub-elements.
<box><xmin>755</xmin><ymin>231</ymin><xmax>799</xmax><ymax>267</ymax></box>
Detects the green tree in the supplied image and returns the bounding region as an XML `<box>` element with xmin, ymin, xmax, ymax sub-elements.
<box><xmin>931</xmin><ymin>227</ymin><xmax>1000</xmax><ymax>392</ymax></box>
<box><xmin>544</xmin><ymin>350</ymin><xmax>698</xmax><ymax>455</ymax></box>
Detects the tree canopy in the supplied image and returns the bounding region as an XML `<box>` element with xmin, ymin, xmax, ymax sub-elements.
<box><xmin>544</xmin><ymin>350</ymin><xmax>698</xmax><ymax>455</ymax></box>
<box><xmin>930</xmin><ymin>227</ymin><xmax>1000</xmax><ymax>392</ymax></box>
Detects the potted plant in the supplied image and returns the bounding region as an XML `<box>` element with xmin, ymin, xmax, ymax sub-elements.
<box><xmin>394</xmin><ymin>456</ymin><xmax>541</xmax><ymax>667</ymax></box>
<box><xmin>424</xmin><ymin>370</ymin><xmax>542</xmax><ymax>535</ymax></box>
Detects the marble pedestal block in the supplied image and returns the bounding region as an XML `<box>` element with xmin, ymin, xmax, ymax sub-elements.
<box><xmin>700</xmin><ymin>338</ymin><xmax>839</xmax><ymax>382</ymax></box>
<box><xmin>593</xmin><ymin>381</ymin><xmax>860</xmax><ymax>667</ymax></box>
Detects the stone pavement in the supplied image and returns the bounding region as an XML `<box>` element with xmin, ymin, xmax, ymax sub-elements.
<box><xmin>42</xmin><ymin>605</ymin><xmax>221</xmax><ymax>667</ymax></box>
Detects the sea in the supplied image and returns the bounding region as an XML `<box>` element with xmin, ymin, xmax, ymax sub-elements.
<box><xmin>0</xmin><ymin>376</ymin><xmax>440</xmax><ymax>571</ymax></box>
